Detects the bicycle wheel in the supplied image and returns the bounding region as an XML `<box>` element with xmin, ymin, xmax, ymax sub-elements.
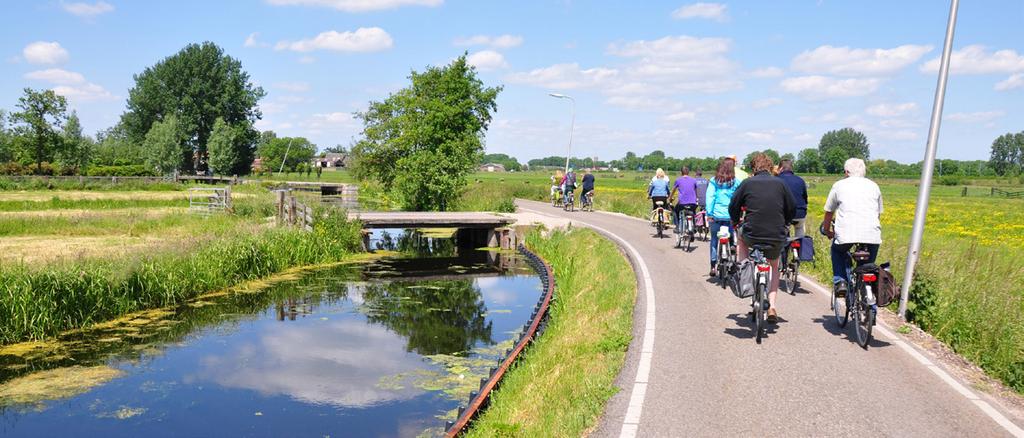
<box><xmin>792</xmin><ymin>260</ymin><xmax>800</xmax><ymax>292</ymax></box>
<box><xmin>686</xmin><ymin>233</ymin><xmax>694</xmax><ymax>251</ymax></box>
<box><xmin>832</xmin><ymin>281</ymin><xmax>849</xmax><ymax>327</ymax></box>
<box><xmin>854</xmin><ymin>282</ymin><xmax>875</xmax><ymax>349</ymax></box>
<box><xmin>754</xmin><ymin>282</ymin><xmax>765</xmax><ymax>344</ymax></box>
<box><xmin>656</xmin><ymin>215</ymin><xmax>664</xmax><ymax>238</ymax></box>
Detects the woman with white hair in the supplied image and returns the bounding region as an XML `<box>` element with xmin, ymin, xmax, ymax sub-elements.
<box><xmin>822</xmin><ymin>158</ymin><xmax>883</xmax><ymax>297</ymax></box>
<box><xmin>648</xmin><ymin>168</ymin><xmax>671</xmax><ymax>210</ymax></box>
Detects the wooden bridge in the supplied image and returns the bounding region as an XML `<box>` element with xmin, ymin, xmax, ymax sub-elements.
<box><xmin>348</xmin><ymin>211</ymin><xmax>518</xmax><ymax>250</ymax></box>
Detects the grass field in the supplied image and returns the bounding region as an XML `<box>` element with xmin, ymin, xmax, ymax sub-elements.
<box><xmin>467</xmin><ymin>228</ymin><xmax>635</xmax><ymax>437</ymax></box>
<box><xmin>0</xmin><ymin>179</ymin><xmax>361</xmax><ymax>343</ymax></box>
<box><xmin>468</xmin><ymin>169</ymin><xmax>1024</xmax><ymax>394</ymax></box>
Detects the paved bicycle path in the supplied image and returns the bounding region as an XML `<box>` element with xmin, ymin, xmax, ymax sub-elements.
<box><xmin>516</xmin><ymin>199</ymin><xmax>1024</xmax><ymax>438</ymax></box>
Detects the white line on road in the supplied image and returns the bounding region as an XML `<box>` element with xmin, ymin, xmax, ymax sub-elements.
<box><xmin>798</xmin><ymin>275</ymin><xmax>1024</xmax><ymax>437</ymax></box>
<box><xmin>519</xmin><ymin>206</ymin><xmax>656</xmax><ymax>438</ymax></box>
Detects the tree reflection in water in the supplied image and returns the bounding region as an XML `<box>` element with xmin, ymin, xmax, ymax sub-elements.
<box><xmin>372</xmin><ymin>229</ymin><xmax>458</xmax><ymax>257</ymax></box>
<box><xmin>359</xmin><ymin>280</ymin><xmax>492</xmax><ymax>355</ymax></box>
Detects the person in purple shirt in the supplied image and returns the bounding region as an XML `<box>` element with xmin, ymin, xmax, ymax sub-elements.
<box><xmin>671</xmin><ymin>167</ymin><xmax>699</xmax><ymax>233</ymax></box>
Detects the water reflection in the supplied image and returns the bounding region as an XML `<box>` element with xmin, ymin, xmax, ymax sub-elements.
<box><xmin>0</xmin><ymin>242</ymin><xmax>542</xmax><ymax>437</ymax></box>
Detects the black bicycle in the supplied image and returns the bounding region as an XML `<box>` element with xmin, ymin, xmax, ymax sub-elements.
<box><xmin>747</xmin><ymin>246</ymin><xmax>773</xmax><ymax>344</ymax></box>
<box><xmin>675</xmin><ymin>208</ymin><xmax>696</xmax><ymax>250</ymax></box>
<box><xmin>715</xmin><ymin>223</ymin><xmax>736</xmax><ymax>288</ymax></box>
<box><xmin>580</xmin><ymin>190</ymin><xmax>594</xmax><ymax>212</ymax></box>
<box><xmin>563</xmin><ymin>190</ymin><xmax>575</xmax><ymax>212</ymax></box>
<box><xmin>831</xmin><ymin>244</ymin><xmax>879</xmax><ymax>349</ymax></box>
<box><xmin>780</xmin><ymin>236</ymin><xmax>802</xmax><ymax>295</ymax></box>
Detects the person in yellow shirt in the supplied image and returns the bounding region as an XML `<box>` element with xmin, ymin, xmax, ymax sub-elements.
<box><xmin>728</xmin><ymin>154</ymin><xmax>748</xmax><ymax>181</ymax></box>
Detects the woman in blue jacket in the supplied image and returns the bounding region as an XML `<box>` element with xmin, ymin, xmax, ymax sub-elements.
<box><xmin>705</xmin><ymin>157</ymin><xmax>740</xmax><ymax>276</ymax></box>
<box><xmin>648</xmin><ymin>168</ymin><xmax>671</xmax><ymax>210</ymax></box>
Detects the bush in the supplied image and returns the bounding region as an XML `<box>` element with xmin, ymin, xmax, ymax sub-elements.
<box><xmin>937</xmin><ymin>175</ymin><xmax>963</xmax><ymax>186</ymax></box>
<box><xmin>85</xmin><ymin>165</ymin><xmax>156</xmax><ymax>177</ymax></box>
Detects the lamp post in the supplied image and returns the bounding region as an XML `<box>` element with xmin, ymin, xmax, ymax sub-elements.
<box><xmin>549</xmin><ymin>93</ymin><xmax>575</xmax><ymax>174</ymax></box>
<box><xmin>898</xmin><ymin>0</ymin><xmax>959</xmax><ymax>319</ymax></box>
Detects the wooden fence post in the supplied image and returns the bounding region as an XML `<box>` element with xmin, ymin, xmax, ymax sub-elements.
<box><xmin>276</xmin><ymin>191</ymin><xmax>286</xmax><ymax>226</ymax></box>
<box><xmin>289</xmin><ymin>196</ymin><xmax>297</xmax><ymax>226</ymax></box>
<box><xmin>961</xmin><ymin>186</ymin><xmax>967</xmax><ymax>197</ymax></box>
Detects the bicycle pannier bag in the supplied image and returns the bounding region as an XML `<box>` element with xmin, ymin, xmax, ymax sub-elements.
<box><xmin>730</xmin><ymin>259</ymin><xmax>756</xmax><ymax>299</ymax></box>
<box><xmin>797</xmin><ymin>236</ymin><xmax>815</xmax><ymax>262</ymax></box>
<box><xmin>876</xmin><ymin>264</ymin><xmax>898</xmax><ymax>307</ymax></box>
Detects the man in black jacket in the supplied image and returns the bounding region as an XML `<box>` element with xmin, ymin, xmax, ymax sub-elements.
<box><xmin>729</xmin><ymin>153</ymin><xmax>796</xmax><ymax>323</ymax></box>
<box><xmin>776</xmin><ymin>159</ymin><xmax>808</xmax><ymax>237</ymax></box>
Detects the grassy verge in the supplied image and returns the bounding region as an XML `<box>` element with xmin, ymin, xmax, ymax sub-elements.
<box><xmin>466</xmin><ymin>227</ymin><xmax>635</xmax><ymax>437</ymax></box>
<box><xmin>0</xmin><ymin>209</ymin><xmax>362</xmax><ymax>344</ymax></box>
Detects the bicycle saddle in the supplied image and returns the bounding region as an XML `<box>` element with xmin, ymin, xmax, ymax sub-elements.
<box><xmin>751</xmin><ymin>243</ymin><xmax>775</xmax><ymax>252</ymax></box>
<box><xmin>655</xmin><ymin>201</ymin><xmax>664</xmax><ymax>206</ymax></box>
<box><xmin>853</xmin><ymin>263</ymin><xmax>879</xmax><ymax>274</ymax></box>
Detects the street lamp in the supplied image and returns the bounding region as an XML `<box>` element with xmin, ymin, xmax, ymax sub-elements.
<box><xmin>549</xmin><ymin>93</ymin><xmax>575</xmax><ymax>174</ymax></box>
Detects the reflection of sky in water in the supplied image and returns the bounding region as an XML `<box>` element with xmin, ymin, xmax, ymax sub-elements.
<box><xmin>0</xmin><ymin>261</ymin><xmax>542</xmax><ymax>438</ymax></box>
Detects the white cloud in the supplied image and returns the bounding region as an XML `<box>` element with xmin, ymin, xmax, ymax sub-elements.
<box><xmin>62</xmin><ymin>1</ymin><xmax>114</xmax><ymax>17</ymax></box>
<box><xmin>298</xmin><ymin>56</ymin><xmax>316</xmax><ymax>64</ymax></box>
<box><xmin>52</xmin><ymin>83</ymin><xmax>116</xmax><ymax>102</ymax></box>
<box><xmin>866</xmin><ymin>102</ymin><xmax>917</xmax><ymax>117</ymax></box>
<box><xmin>266</xmin><ymin>0</ymin><xmax>442</xmax><ymax>12</ymax></box>
<box><xmin>275</xmin><ymin>28</ymin><xmax>393</xmax><ymax>53</ymax></box>
<box><xmin>505</xmin><ymin>63</ymin><xmax>618</xmax><ymax>90</ymax></box>
<box><xmin>780</xmin><ymin>75</ymin><xmax>881</xmax><ymax>99</ymax></box>
<box><xmin>245</xmin><ymin>32</ymin><xmax>270</xmax><ymax>48</ymax></box>
<box><xmin>750</xmin><ymin>67</ymin><xmax>784</xmax><ymax>78</ymax></box>
<box><xmin>671</xmin><ymin>2</ymin><xmax>728</xmax><ymax>22</ymax></box>
<box><xmin>23</xmin><ymin>41</ymin><xmax>69</xmax><ymax>65</ymax></box>
<box><xmin>793</xmin><ymin>45</ymin><xmax>932</xmax><ymax>76</ymax></box>
<box><xmin>24</xmin><ymin>67</ymin><xmax>115</xmax><ymax>102</ymax></box>
<box><xmin>664</xmin><ymin>111</ymin><xmax>697</xmax><ymax>122</ymax></box>
<box><xmin>274</xmin><ymin>81</ymin><xmax>311</xmax><ymax>92</ymax></box>
<box><xmin>750</xmin><ymin>98</ymin><xmax>783</xmax><ymax>109</ymax></box>
<box><xmin>607</xmin><ymin>35</ymin><xmax>741</xmax><ymax>93</ymax></box>
<box><xmin>743</xmin><ymin>131</ymin><xmax>774</xmax><ymax>142</ymax></box>
<box><xmin>944</xmin><ymin>111</ymin><xmax>1005</xmax><ymax>123</ymax></box>
<box><xmin>605</xmin><ymin>96</ymin><xmax>683</xmax><ymax>112</ymax></box>
<box><xmin>454</xmin><ymin>34</ymin><xmax>523</xmax><ymax>49</ymax></box>
<box><xmin>608</xmin><ymin>35</ymin><xmax>730</xmax><ymax>59</ymax></box>
<box><xmin>466</xmin><ymin>50</ymin><xmax>508</xmax><ymax>72</ymax></box>
<box><xmin>995</xmin><ymin>73</ymin><xmax>1024</xmax><ymax>91</ymax></box>
<box><xmin>797</xmin><ymin>112</ymin><xmax>838</xmax><ymax>123</ymax></box>
<box><xmin>921</xmin><ymin>45</ymin><xmax>1024</xmax><ymax>75</ymax></box>
<box><xmin>24</xmin><ymin>68</ymin><xmax>85</xmax><ymax>85</ymax></box>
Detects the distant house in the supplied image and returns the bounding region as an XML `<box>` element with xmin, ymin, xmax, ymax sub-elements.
<box><xmin>479</xmin><ymin>163</ymin><xmax>506</xmax><ymax>172</ymax></box>
<box><xmin>313</xmin><ymin>153</ymin><xmax>351</xmax><ymax>169</ymax></box>
<box><xmin>251</xmin><ymin>158</ymin><xmax>265</xmax><ymax>173</ymax></box>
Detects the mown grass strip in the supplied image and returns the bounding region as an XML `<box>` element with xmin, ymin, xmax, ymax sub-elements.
<box><xmin>466</xmin><ymin>228</ymin><xmax>635</xmax><ymax>437</ymax></box>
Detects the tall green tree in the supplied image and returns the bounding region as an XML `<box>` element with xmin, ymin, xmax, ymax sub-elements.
<box><xmin>258</xmin><ymin>136</ymin><xmax>316</xmax><ymax>172</ymax></box>
<box><xmin>795</xmin><ymin>148</ymin><xmax>821</xmax><ymax>173</ymax></box>
<box><xmin>121</xmin><ymin>42</ymin><xmax>264</xmax><ymax>173</ymax></box>
<box><xmin>742</xmin><ymin>149</ymin><xmax>781</xmax><ymax>169</ymax></box>
<box><xmin>353</xmin><ymin>55</ymin><xmax>501</xmax><ymax>211</ymax></box>
<box><xmin>12</xmin><ymin>88</ymin><xmax>68</xmax><ymax>173</ymax></box>
<box><xmin>143</xmin><ymin>115</ymin><xmax>185</xmax><ymax>174</ymax></box>
<box><xmin>206</xmin><ymin>117</ymin><xmax>252</xmax><ymax>175</ymax></box>
<box><xmin>57</xmin><ymin>111</ymin><xmax>92</xmax><ymax>172</ymax></box>
<box><xmin>818</xmin><ymin>127</ymin><xmax>870</xmax><ymax>173</ymax></box>
<box><xmin>989</xmin><ymin>132</ymin><xmax>1024</xmax><ymax>176</ymax></box>
<box><xmin>0</xmin><ymin>109</ymin><xmax>12</xmax><ymax>163</ymax></box>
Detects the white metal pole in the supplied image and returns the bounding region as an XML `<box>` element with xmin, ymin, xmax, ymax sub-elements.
<box><xmin>898</xmin><ymin>0</ymin><xmax>959</xmax><ymax>319</ymax></box>
<box><xmin>565</xmin><ymin>96</ymin><xmax>576</xmax><ymax>175</ymax></box>
<box><xmin>279</xmin><ymin>138</ymin><xmax>295</xmax><ymax>174</ymax></box>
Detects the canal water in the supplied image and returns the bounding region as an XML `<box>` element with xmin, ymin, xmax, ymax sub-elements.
<box><xmin>0</xmin><ymin>229</ymin><xmax>542</xmax><ymax>437</ymax></box>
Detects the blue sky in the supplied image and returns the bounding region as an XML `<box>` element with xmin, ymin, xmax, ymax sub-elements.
<box><xmin>2</xmin><ymin>0</ymin><xmax>1021</xmax><ymax>163</ymax></box>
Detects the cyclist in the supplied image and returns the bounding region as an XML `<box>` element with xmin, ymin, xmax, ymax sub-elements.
<box><xmin>671</xmin><ymin>167</ymin><xmax>698</xmax><ymax>233</ymax></box>
<box><xmin>550</xmin><ymin>169</ymin><xmax>563</xmax><ymax>202</ymax></box>
<box><xmin>728</xmin><ymin>154</ymin><xmax>748</xmax><ymax>181</ymax></box>
<box><xmin>705</xmin><ymin>157</ymin><xmax>739</xmax><ymax>277</ymax></box>
<box><xmin>581</xmin><ymin>168</ymin><xmax>595</xmax><ymax>205</ymax></box>
<box><xmin>562</xmin><ymin>168</ymin><xmax>577</xmax><ymax>206</ymax></box>
<box><xmin>776</xmin><ymin>159</ymin><xmax>808</xmax><ymax>238</ymax></box>
<box><xmin>822</xmin><ymin>158</ymin><xmax>883</xmax><ymax>298</ymax></box>
<box><xmin>729</xmin><ymin>153</ymin><xmax>796</xmax><ymax>323</ymax></box>
<box><xmin>648</xmin><ymin>168</ymin><xmax>671</xmax><ymax>210</ymax></box>
<box><xmin>694</xmin><ymin>169</ymin><xmax>709</xmax><ymax>211</ymax></box>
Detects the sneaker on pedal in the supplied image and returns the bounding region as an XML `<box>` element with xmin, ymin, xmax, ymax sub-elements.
<box><xmin>833</xmin><ymin>280</ymin><xmax>848</xmax><ymax>298</ymax></box>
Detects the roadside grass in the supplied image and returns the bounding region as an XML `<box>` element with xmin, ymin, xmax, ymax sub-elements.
<box><xmin>0</xmin><ymin>208</ymin><xmax>363</xmax><ymax>344</ymax></box>
<box><xmin>0</xmin><ymin>177</ymin><xmax>182</xmax><ymax>192</ymax></box>
<box><xmin>466</xmin><ymin>227</ymin><xmax>635</xmax><ymax>437</ymax></box>
<box><xmin>0</xmin><ymin>197</ymin><xmax>185</xmax><ymax>212</ymax></box>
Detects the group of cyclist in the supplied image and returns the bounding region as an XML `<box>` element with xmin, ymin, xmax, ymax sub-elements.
<box><xmin>550</xmin><ymin>167</ymin><xmax>596</xmax><ymax>208</ymax></box>
<box><xmin>644</xmin><ymin>153</ymin><xmax>882</xmax><ymax>325</ymax></box>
